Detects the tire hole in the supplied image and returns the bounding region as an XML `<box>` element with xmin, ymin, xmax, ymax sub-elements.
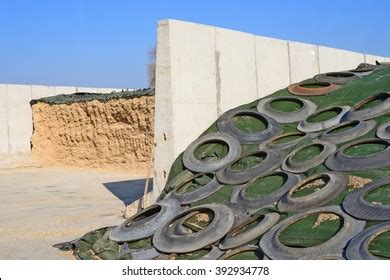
<box><xmin>194</xmin><ymin>140</ymin><xmax>229</xmax><ymax>162</ymax></box>
<box><xmin>327</xmin><ymin>120</ymin><xmax>360</xmax><ymax>134</ymax></box>
<box><xmin>269</xmin><ymin>98</ymin><xmax>304</xmax><ymax>112</ymax></box>
<box><xmin>244</xmin><ymin>173</ymin><xmax>287</xmax><ymax>198</ymax></box>
<box><xmin>291</xmin><ymin>144</ymin><xmax>324</xmax><ymax>162</ymax></box>
<box><xmin>271</xmin><ymin>132</ymin><xmax>306</xmax><ymax>144</ymax></box>
<box><xmin>307</xmin><ymin>107</ymin><xmax>342</xmax><ymax>123</ymax></box>
<box><xmin>368</xmin><ymin>230</ymin><xmax>390</xmax><ymax>259</ymax></box>
<box><xmin>364</xmin><ymin>184</ymin><xmax>390</xmax><ymax>205</ymax></box>
<box><xmin>344</xmin><ymin>142</ymin><xmax>387</xmax><ymax>157</ymax></box>
<box><xmin>230</xmin><ymin>152</ymin><xmax>267</xmax><ymax>171</ymax></box>
<box><xmin>278</xmin><ymin>212</ymin><xmax>343</xmax><ymax>248</ymax></box>
<box><xmin>232</xmin><ymin>113</ymin><xmax>268</xmax><ymax>133</ymax></box>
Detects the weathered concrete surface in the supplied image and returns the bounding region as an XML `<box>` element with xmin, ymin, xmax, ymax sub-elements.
<box><xmin>288</xmin><ymin>41</ymin><xmax>319</xmax><ymax>83</ymax></box>
<box><xmin>255</xmin><ymin>36</ymin><xmax>290</xmax><ymax>97</ymax></box>
<box><xmin>319</xmin><ymin>46</ymin><xmax>364</xmax><ymax>73</ymax></box>
<box><xmin>0</xmin><ymin>167</ymin><xmax>148</xmax><ymax>259</ymax></box>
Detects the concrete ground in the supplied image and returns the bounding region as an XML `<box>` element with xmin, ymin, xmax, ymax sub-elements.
<box><xmin>0</xmin><ymin>167</ymin><xmax>149</xmax><ymax>260</ymax></box>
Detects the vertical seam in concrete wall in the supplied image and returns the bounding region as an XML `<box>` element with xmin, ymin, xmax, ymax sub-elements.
<box><xmin>214</xmin><ymin>27</ymin><xmax>222</xmax><ymax>117</ymax></box>
<box><xmin>215</xmin><ymin>50</ymin><xmax>222</xmax><ymax>117</ymax></box>
<box><xmin>253</xmin><ymin>35</ymin><xmax>260</xmax><ymax>99</ymax></box>
<box><xmin>316</xmin><ymin>45</ymin><xmax>321</xmax><ymax>73</ymax></box>
<box><xmin>287</xmin><ymin>42</ymin><xmax>292</xmax><ymax>84</ymax></box>
<box><xmin>364</xmin><ymin>54</ymin><xmax>367</xmax><ymax>63</ymax></box>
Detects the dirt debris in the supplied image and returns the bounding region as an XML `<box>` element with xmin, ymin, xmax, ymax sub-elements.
<box><xmin>348</xmin><ymin>175</ymin><xmax>372</xmax><ymax>190</ymax></box>
<box><xmin>312</xmin><ymin>213</ymin><xmax>340</xmax><ymax>228</ymax></box>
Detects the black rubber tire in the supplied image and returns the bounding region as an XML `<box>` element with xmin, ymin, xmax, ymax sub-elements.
<box><xmin>109</xmin><ymin>198</ymin><xmax>181</xmax><ymax>242</ymax></box>
<box><xmin>225</xmin><ymin>202</ymin><xmax>252</xmax><ymax>228</ymax></box>
<box><xmin>319</xmin><ymin>119</ymin><xmax>376</xmax><ymax>144</ymax></box>
<box><xmin>259</xmin><ymin>206</ymin><xmax>366</xmax><ymax>260</ymax></box>
<box><xmin>342</xmin><ymin>178</ymin><xmax>390</xmax><ymax>221</ymax></box>
<box><xmin>230</xmin><ymin>170</ymin><xmax>303</xmax><ymax>213</ymax></box>
<box><xmin>158</xmin><ymin>169</ymin><xmax>195</xmax><ymax>201</ymax></box>
<box><xmin>299</xmin><ymin>253</ymin><xmax>345</xmax><ymax>260</ymax></box>
<box><xmin>218</xmin><ymin>245</ymin><xmax>263</xmax><ymax>260</ymax></box>
<box><xmin>182</xmin><ymin>132</ymin><xmax>242</xmax><ymax>173</ymax></box>
<box><xmin>348</xmin><ymin>66</ymin><xmax>375</xmax><ymax>77</ymax></box>
<box><xmin>377</xmin><ymin>122</ymin><xmax>390</xmax><ymax>140</ymax></box>
<box><xmin>288</xmin><ymin>82</ymin><xmax>340</xmax><ymax>96</ymax></box>
<box><xmin>343</xmin><ymin>92</ymin><xmax>390</xmax><ymax>121</ymax></box>
<box><xmin>152</xmin><ymin>203</ymin><xmax>235</xmax><ymax>253</ymax></box>
<box><xmin>219</xmin><ymin>212</ymin><xmax>280</xmax><ymax>250</ymax></box>
<box><xmin>216</xmin><ymin>149</ymin><xmax>285</xmax><ymax>185</ymax></box>
<box><xmin>256</xmin><ymin>96</ymin><xmax>317</xmax><ymax>124</ymax></box>
<box><xmin>258</xmin><ymin>131</ymin><xmax>315</xmax><ymax>152</ymax></box>
<box><xmin>345</xmin><ymin>221</ymin><xmax>390</xmax><ymax>260</ymax></box>
<box><xmin>297</xmin><ymin>106</ymin><xmax>351</xmax><ymax>132</ymax></box>
<box><xmin>217</xmin><ymin>108</ymin><xmax>282</xmax><ymax>144</ymax></box>
<box><xmin>200</xmin><ymin>246</ymin><xmax>225</xmax><ymax>260</ymax></box>
<box><xmin>281</xmin><ymin>140</ymin><xmax>337</xmax><ymax>173</ymax></box>
<box><xmin>277</xmin><ymin>172</ymin><xmax>348</xmax><ymax>212</ymax></box>
<box><xmin>167</xmin><ymin>172</ymin><xmax>223</xmax><ymax>205</ymax></box>
<box><xmin>171</xmin><ymin>202</ymin><xmax>250</xmax><ymax>235</ymax></box>
<box><xmin>325</xmin><ymin>138</ymin><xmax>390</xmax><ymax>171</ymax></box>
<box><xmin>314</xmin><ymin>71</ymin><xmax>359</xmax><ymax>85</ymax></box>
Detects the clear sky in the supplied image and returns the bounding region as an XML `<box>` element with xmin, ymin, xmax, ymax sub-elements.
<box><xmin>1</xmin><ymin>0</ymin><xmax>389</xmax><ymax>89</ymax></box>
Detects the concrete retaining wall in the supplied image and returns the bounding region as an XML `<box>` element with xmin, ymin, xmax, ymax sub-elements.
<box><xmin>153</xmin><ymin>19</ymin><xmax>390</xmax><ymax>194</ymax></box>
<box><xmin>0</xmin><ymin>84</ymin><xmax>127</xmax><ymax>160</ymax></box>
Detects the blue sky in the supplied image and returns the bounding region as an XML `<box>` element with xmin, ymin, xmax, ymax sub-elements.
<box><xmin>1</xmin><ymin>0</ymin><xmax>389</xmax><ymax>88</ymax></box>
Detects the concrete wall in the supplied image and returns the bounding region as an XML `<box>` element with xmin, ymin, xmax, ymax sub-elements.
<box><xmin>0</xmin><ymin>84</ymin><xmax>127</xmax><ymax>160</ymax></box>
<box><xmin>154</xmin><ymin>19</ymin><xmax>390</xmax><ymax>194</ymax></box>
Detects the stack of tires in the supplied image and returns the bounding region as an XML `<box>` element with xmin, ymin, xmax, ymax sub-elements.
<box><xmin>58</xmin><ymin>62</ymin><xmax>390</xmax><ymax>260</ymax></box>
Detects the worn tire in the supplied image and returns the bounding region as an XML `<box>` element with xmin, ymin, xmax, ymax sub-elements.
<box><xmin>281</xmin><ymin>140</ymin><xmax>337</xmax><ymax>173</ymax></box>
<box><xmin>216</xmin><ymin>149</ymin><xmax>285</xmax><ymax>185</ymax></box>
<box><xmin>299</xmin><ymin>253</ymin><xmax>345</xmax><ymax>260</ymax></box>
<box><xmin>343</xmin><ymin>92</ymin><xmax>390</xmax><ymax>121</ymax></box>
<box><xmin>314</xmin><ymin>71</ymin><xmax>359</xmax><ymax>85</ymax></box>
<box><xmin>217</xmin><ymin>108</ymin><xmax>281</xmax><ymax>144</ymax></box>
<box><xmin>256</xmin><ymin>96</ymin><xmax>317</xmax><ymax>123</ymax></box>
<box><xmin>230</xmin><ymin>171</ymin><xmax>302</xmax><ymax>212</ymax></box>
<box><xmin>346</xmin><ymin>221</ymin><xmax>390</xmax><ymax>260</ymax></box>
<box><xmin>319</xmin><ymin>119</ymin><xmax>376</xmax><ymax>144</ymax></box>
<box><xmin>153</xmin><ymin>203</ymin><xmax>235</xmax><ymax>253</ymax></box>
<box><xmin>297</xmin><ymin>106</ymin><xmax>351</xmax><ymax>132</ymax></box>
<box><xmin>259</xmin><ymin>206</ymin><xmax>366</xmax><ymax>260</ymax></box>
<box><xmin>288</xmin><ymin>82</ymin><xmax>340</xmax><ymax>96</ymax></box>
<box><xmin>109</xmin><ymin>198</ymin><xmax>181</xmax><ymax>242</ymax></box>
<box><xmin>183</xmin><ymin>132</ymin><xmax>242</xmax><ymax>173</ymax></box>
<box><xmin>258</xmin><ymin>131</ymin><xmax>315</xmax><ymax>152</ymax></box>
<box><xmin>342</xmin><ymin>178</ymin><xmax>390</xmax><ymax>221</ymax></box>
<box><xmin>167</xmin><ymin>173</ymin><xmax>223</xmax><ymax>205</ymax></box>
<box><xmin>325</xmin><ymin>138</ymin><xmax>390</xmax><ymax>171</ymax></box>
<box><xmin>377</xmin><ymin>122</ymin><xmax>390</xmax><ymax>140</ymax></box>
<box><xmin>277</xmin><ymin>172</ymin><xmax>348</xmax><ymax>212</ymax></box>
<box><xmin>219</xmin><ymin>212</ymin><xmax>280</xmax><ymax>250</ymax></box>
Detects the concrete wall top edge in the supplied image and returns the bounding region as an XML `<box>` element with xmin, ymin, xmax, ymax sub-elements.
<box><xmin>0</xmin><ymin>83</ymin><xmax>131</xmax><ymax>92</ymax></box>
<box><xmin>160</xmin><ymin>19</ymin><xmax>390</xmax><ymax>59</ymax></box>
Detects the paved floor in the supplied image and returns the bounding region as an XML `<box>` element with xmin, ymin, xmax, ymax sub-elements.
<box><xmin>0</xmin><ymin>167</ymin><xmax>149</xmax><ymax>260</ymax></box>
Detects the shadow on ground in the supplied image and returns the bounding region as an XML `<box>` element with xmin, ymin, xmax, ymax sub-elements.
<box><xmin>103</xmin><ymin>178</ymin><xmax>153</xmax><ymax>205</ymax></box>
